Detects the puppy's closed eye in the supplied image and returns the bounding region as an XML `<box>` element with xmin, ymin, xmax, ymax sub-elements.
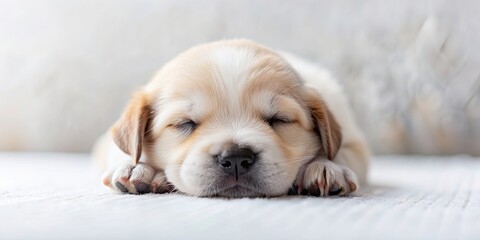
<box><xmin>266</xmin><ymin>114</ymin><xmax>295</xmax><ymax>127</ymax></box>
<box><xmin>175</xmin><ymin>120</ymin><xmax>198</xmax><ymax>135</ymax></box>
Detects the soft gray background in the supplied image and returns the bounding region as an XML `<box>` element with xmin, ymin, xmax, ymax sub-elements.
<box><xmin>1</xmin><ymin>0</ymin><xmax>479</xmax><ymax>155</ymax></box>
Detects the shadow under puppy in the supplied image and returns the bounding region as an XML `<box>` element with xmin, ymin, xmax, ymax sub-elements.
<box><xmin>93</xmin><ymin>39</ymin><xmax>370</xmax><ymax>198</ymax></box>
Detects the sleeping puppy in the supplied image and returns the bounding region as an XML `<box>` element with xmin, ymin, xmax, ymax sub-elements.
<box><xmin>93</xmin><ymin>39</ymin><xmax>369</xmax><ymax>198</ymax></box>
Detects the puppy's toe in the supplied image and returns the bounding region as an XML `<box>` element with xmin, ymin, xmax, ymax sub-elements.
<box><xmin>296</xmin><ymin>160</ymin><xmax>358</xmax><ymax>197</ymax></box>
<box><xmin>111</xmin><ymin>163</ymin><xmax>137</xmax><ymax>194</ymax></box>
<box><xmin>327</xmin><ymin>184</ymin><xmax>343</xmax><ymax>196</ymax></box>
<box><xmin>130</xmin><ymin>163</ymin><xmax>155</xmax><ymax>194</ymax></box>
<box><xmin>151</xmin><ymin>171</ymin><xmax>174</xmax><ymax>193</ymax></box>
<box><xmin>341</xmin><ymin>168</ymin><xmax>358</xmax><ymax>193</ymax></box>
<box><xmin>115</xmin><ymin>181</ymin><xmax>129</xmax><ymax>193</ymax></box>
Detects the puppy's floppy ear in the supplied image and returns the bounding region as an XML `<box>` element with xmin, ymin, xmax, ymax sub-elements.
<box><xmin>304</xmin><ymin>87</ymin><xmax>342</xmax><ymax>160</ymax></box>
<box><xmin>110</xmin><ymin>91</ymin><xmax>153</xmax><ymax>164</ymax></box>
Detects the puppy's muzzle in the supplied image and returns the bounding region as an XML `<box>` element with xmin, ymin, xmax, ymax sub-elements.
<box><xmin>217</xmin><ymin>147</ymin><xmax>256</xmax><ymax>180</ymax></box>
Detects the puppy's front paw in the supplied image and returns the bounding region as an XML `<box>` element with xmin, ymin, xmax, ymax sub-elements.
<box><xmin>102</xmin><ymin>163</ymin><xmax>173</xmax><ymax>194</ymax></box>
<box><xmin>294</xmin><ymin>160</ymin><xmax>358</xmax><ymax>196</ymax></box>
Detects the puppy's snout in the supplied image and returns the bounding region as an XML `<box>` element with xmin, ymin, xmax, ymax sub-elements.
<box><xmin>217</xmin><ymin>148</ymin><xmax>256</xmax><ymax>179</ymax></box>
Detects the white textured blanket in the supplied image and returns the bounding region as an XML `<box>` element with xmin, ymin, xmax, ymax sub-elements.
<box><xmin>0</xmin><ymin>153</ymin><xmax>479</xmax><ymax>239</ymax></box>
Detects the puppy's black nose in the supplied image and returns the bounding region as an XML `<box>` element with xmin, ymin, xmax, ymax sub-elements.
<box><xmin>217</xmin><ymin>148</ymin><xmax>256</xmax><ymax>180</ymax></box>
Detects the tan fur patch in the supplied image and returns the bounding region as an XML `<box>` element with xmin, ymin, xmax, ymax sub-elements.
<box><xmin>110</xmin><ymin>91</ymin><xmax>153</xmax><ymax>163</ymax></box>
<box><xmin>303</xmin><ymin>88</ymin><xmax>342</xmax><ymax>160</ymax></box>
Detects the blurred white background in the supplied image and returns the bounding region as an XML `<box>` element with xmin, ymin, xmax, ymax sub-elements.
<box><xmin>1</xmin><ymin>0</ymin><xmax>479</xmax><ymax>155</ymax></box>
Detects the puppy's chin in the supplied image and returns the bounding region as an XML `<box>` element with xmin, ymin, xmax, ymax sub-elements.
<box><xmin>204</xmin><ymin>184</ymin><xmax>274</xmax><ymax>198</ymax></box>
<box><xmin>212</xmin><ymin>186</ymin><xmax>264</xmax><ymax>198</ymax></box>
<box><xmin>193</xmin><ymin>175</ymin><xmax>286</xmax><ymax>198</ymax></box>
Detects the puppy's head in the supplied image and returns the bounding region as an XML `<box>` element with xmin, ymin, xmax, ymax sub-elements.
<box><xmin>111</xmin><ymin>40</ymin><xmax>341</xmax><ymax>197</ymax></box>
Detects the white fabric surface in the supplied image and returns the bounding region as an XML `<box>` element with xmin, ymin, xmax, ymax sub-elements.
<box><xmin>1</xmin><ymin>153</ymin><xmax>479</xmax><ymax>239</ymax></box>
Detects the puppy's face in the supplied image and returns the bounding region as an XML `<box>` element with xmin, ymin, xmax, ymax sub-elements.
<box><xmin>112</xmin><ymin>40</ymin><xmax>341</xmax><ymax>198</ymax></box>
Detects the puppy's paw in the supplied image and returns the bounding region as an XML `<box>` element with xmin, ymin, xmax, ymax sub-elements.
<box><xmin>294</xmin><ymin>160</ymin><xmax>358</xmax><ymax>196</ymax></box>
<box><xmin>102</xmin><ymin>163</ymin><xmax>173</xmax><ymax>194</ymax></box>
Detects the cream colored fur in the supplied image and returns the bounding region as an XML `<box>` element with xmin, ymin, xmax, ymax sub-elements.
<box><xmin>94</xmin><ymin>40</ymin><xmax>369</xmax><ymax>198</ymax></box>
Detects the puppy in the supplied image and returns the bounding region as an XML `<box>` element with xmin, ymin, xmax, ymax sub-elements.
<box><xmin>93</xmin><ymin>39</ymin><xmax>369</xmax><ymax>198</ymax></box>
